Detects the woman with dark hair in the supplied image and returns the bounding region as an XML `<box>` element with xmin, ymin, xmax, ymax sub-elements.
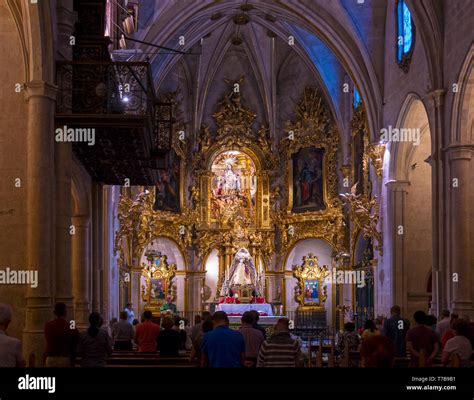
<box><xmin>337</xmin><ymin>322</ymin><xmax>361</xmax><ymax>353</ymax></box>
<box><xmin>77</xmin><ymin>312</ymin><xmax>113</xmax><ymax>367</ymax></box>
<box><xmin>362</xmin><ymin>319</ymin><xmax>380</xmax><ymax>339</ymax></box>
<box><xmin>190</xmin><ymin>320</ymin><xmax>214</xmax><ymax>367</ymax></box>
<box><xmin>157</xmin><ymin>317</ymin><xmax>181</xmax><ymax>357</ymax></box>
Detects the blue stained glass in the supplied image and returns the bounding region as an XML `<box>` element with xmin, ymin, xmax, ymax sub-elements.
<box><xmin>397</xmin><ymin>1</ymin><xmax>413</xmax><ymax>63</ymax></box>
<box><xmin>353</xmin><ymin>87</ymin><xmax>361</xmax><ymax>109</ymax></box>
<box><xmin>402</xmin><ymin>3</ymin><xmax>413</xmax><ymax>53</ymax></box>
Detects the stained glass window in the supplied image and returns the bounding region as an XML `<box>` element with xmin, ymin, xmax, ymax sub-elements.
<box><xmin>353</xmin><ymin>87</ymin><xmax>361</xmax><ymax>109</ymax></box>
<box><xmin>397</xmin><ymin>0</ymin><xmax>414</xmax><ymax>66</ymax></box>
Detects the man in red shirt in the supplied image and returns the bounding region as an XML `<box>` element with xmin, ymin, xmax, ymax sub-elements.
<box><xmin>44</xmin><ymin>302</ymin><xmax>79</xmax><ymax>367</ymax></box>
<box><xmin>135</xmin><ymin>310</ymin><xmax>160</xmax><ymax>352</ymax></box>
<box><xmin>406</xmin><ymin>310</ymin><xmax>439</xmax><ymax>367</ymax></box>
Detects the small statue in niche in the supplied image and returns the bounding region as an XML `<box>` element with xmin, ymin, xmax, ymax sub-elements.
<box><xmin>190</xmin><ymin>185</ymin><xmax>200</xmax><ymax>209</ymax></box>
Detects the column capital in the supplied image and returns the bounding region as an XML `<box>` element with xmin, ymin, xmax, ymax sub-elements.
<box><xmin>444</xmin><ymin>144</ymin><xmax>474</xmax><ymax>161</ymax></box>
<box><xmin>385</xmin><ymin>180</ymin><xmax>410</xmax><ymax>191</ymax></box>
<box><xmin>24</xmin><ymin>80</ymin><xmax>58</xmax><ymax>102</ymax></box>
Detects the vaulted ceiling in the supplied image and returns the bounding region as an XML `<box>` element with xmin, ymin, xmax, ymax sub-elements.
<box><xmin>127</xmin><ymin>0</ymin><xmax>389</xmax><ymax>139</ymax></box>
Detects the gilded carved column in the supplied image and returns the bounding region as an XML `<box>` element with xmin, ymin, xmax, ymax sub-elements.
<box><xmin>386</xmin><ymin>180</ymin><xmax>410</xmax><ymax>314</ymax></box>
<box><xmin>71</xmin><ymin>216</ymin><xmax>91</xmax><ymax>328</ymax></box>
<box><xmin>447</xmin><ymin>146</ymin><xmax>473</xmax><ymax>314</ymax></box>
<box><xmin>23</xmin><ymin>81</ymin><xmax>57</xmax><ymax>362</ymax></box>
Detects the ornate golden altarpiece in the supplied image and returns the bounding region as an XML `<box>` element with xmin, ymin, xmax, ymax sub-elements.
<box><xmin>141</xmin><ymin>251</ymin><xmax>177</xmax><ymax>314</ymax></box>
<box><xmin>113</xmin><ymin>83</ymin><xmax>384</xmax><ymax>316</ymax></box>
<box><xmin>192</xmin><ymin>83</ymin><xmax>276</xmax><ymax>299</ymax></box>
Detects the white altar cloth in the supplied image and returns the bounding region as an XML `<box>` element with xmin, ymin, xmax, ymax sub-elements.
<box><xmin>216</xmin><ymin>303</ymin><xmax>273</xmax><ymax>316</ymax></box>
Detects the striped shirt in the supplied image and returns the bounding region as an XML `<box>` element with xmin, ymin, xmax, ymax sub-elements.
<box><xmin>256</xmin><ymin>331</ymin><xmax>301</xmax><ymax>367</ymax></box>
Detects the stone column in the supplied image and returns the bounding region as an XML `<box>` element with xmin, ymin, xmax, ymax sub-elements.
<box><xmin>54</xmin><ymin>142</ymin><xmax>73</xmax><ymax>310</ymax></box>
<box><xmin>71</xmin><ymin>216</ymin><xmax>91</xmax><ymax>328</ymax></box>
<box><xmin>91</xmin><ymin>183</ymin><xmax>103</xmax><ymax>313</ymax></box>
<box><xmin>23</xmin><ymin>81</ymin><xmax>57</xmax><ymax>363</ymax></box>
<box><xmin>447</xmin><ymin>146</ymin><xmax>473</xmax><ymax>314</ymax></box>
<box><xmin>386</xmin><ymin>180</ymin><xmax>410</xmax><ymax>314</ymax></box>
<box><xmin>427</xmin><ymin>89</ymin><xmax>447</xmax><ymax>313</ymax></box>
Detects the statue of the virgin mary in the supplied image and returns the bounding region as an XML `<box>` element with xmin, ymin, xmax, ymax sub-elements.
<box><xmin>221</xmin><ymin>248</ymin><xmax>258</xmax><ymax>295</ymax></box>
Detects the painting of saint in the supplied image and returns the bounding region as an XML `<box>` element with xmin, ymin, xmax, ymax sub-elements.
<box><xmin>292</xmin><ymin>147</ymin><xmax>325</xmax><ymax>212</ymax></box>
<box><xmin>150</xmin><ymin>278</ymin><xmax>166</xmax><ymax>300</ymax></box>
<box><xmin>154</xmin><ymin>150</ymin><xmax>180</xmax><ymax>212</ymax></box>
<box><xmin>304</xmin><ymin>279</ymin><xmax>320</xmax><ymax>304</ymax></box>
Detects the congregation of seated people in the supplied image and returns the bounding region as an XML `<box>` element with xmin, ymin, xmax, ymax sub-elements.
<box><xmin>0</xmin><ymin>302</ymin><xmax>472</xmax><ymax>368</ymax></box>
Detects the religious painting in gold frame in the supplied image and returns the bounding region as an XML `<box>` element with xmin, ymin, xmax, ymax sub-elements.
<box><xmin>141</xmin><ymin>253</ymin><xmax>177</xmax><ymax>315</ymax></box>
<box><xmin>293</xmin><ymin>253</ymin><xmax>329</xmax><ymax>310</ymax></box>
<box><xmin>290</xmin><ymin>146</ymin><xmax>327</xmax><ymax>213</ymax></box>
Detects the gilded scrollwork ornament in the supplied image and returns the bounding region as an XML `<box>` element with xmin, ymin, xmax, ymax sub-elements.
<box><xmin>340</xmin><ymin>184</ymin><xmax>383</xmax><ymax>255</ymax></box>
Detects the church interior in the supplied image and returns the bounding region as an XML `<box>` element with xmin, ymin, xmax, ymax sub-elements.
<box><xmin>0</xmin><ymin>0</ymin><xmax>473</xmax><ymax>372</ymax></box>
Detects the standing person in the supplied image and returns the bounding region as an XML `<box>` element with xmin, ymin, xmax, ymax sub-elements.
<box><xmin>111</xmin><ymin>311</ymin><xmax>135</xmax><ymax>350</ymax></box>
<box><xmin>441</xmin><ymin>319</ymin><xmax>473</xmax><ymax>367</ymax></box>
<box><xmin>157</xmin><ymin>317</ymin><xmax>181</xmax><ymax>357</ymax></box>
<box><xmin>406</xmin><ymin>311</ymin><xmax>439</xmax><ymax>367</ymax></box>
<box><xmin>361</xmin><ymin>319</ymin><xmax>381</xmax><ymax>340</ymax></box>
<box><xmin>0</xmin><ymin>303</ymin><xmax>25</xmax><ymax>367</ymax></box>
<box><xmin>337</xmin><ymin>322</ymin><xmax>361</xmax><ymax>353</ymax></box>
<box><xmin>124</xmin><ymin>303</ymin><xmax>135</xmax><ymax>325</ymax></box>
<box><xmin>191</xmin><ymin>312</ymin><xmax>211</xmax><ymax>346</ymax></box>
<box><xmin>436</xmin><ymin>310</ymin><xmax>451</xmax><ymax>340</ymax></box>
<box><xmin>257</xmin><ymin>318</ymin><xmax>302</xmax><ymax>368</ymax></box>
<box><xmin>190</xmin><ymin>320</ymin><xmax>213</xmax><ymax>367</ymax></box>
<box><xmin>441</xmin><ymin>314</ymin><xmax>459</xmax><ymax>347</ymax></box>
<box><xmin>249</xmin><ymin>310</ymin><xmax>267</xmax><ymax>340</ymax></box>
<box><xmin>135</xmin><ymin>310</ymin><xmax>160</xmax><ymax>352</ymax></box>
<box><xmin>44</xmin><ymin>302</ymin><xmax>79</xmax><ymax>367</ymax></box>
<box><xmin>201</xmin><ymin>311</ymin><xmax>245</xmax><ymax>368</ymax></box>
<box><xmin>239</xmin><ymin>311</ymin><xmax>264</xmax><ymax>367</ymax></box>
<box><xmin>160</xmin><ymin>295</ymin><xmax>178</xmax><ymax>314</ymax></box>
<box><xmin>77</xmin><ymin>312</ymin><xmax>113</xmax><ymax>367</ymax></box>
<box><xmin>382</xmin><ymin>305</ymin><xmax>410</xmax><ymax>357</ymax></box>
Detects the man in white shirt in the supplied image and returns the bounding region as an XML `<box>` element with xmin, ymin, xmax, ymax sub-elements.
<box><xmin>0</xmin><ymin>303</ymin><xmax>26</xmax><ymax>367</ymax></box>
<box><xmin>124</xmin><ymin>303</ymin><xmax>135</xmax><ymax>325</ymax></box>
<box><xmin>112</xmin><ymin>311</ymin><xmax>135</xmax><ymax>350</ymax></box>
<box><xmin>442</xmin><ymin>319</ymin><xmax>473</xmax><ymax>367</ymax></box>
<box><xmin>436</xmin><ymin>309</ymin><xmax>451</xmax><ymax>339</ymax></box>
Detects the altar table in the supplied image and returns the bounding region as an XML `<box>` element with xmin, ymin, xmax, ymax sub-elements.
<box><xmin>216</xmin><ymin>303</ymin><xmax>273</xmax><ymax>316</ymax></box>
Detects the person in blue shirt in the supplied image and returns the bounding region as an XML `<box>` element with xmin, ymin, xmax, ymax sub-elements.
<box><xmin>201</xmin><ymin>311</ymin><xmax>245</xmax><ymax>368</ymax></box>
